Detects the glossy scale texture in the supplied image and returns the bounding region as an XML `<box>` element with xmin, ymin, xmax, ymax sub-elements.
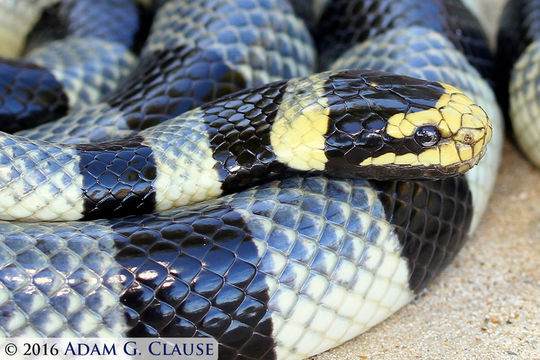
<box><xmin>500</xmin><ymin>0</ymin><xmax>540</xmax><ymax>167</ymax></box>
<box><xmin>0</xmin><ymin>60</ymin><xmax>68</xmax><ymax>132</ymax></box>
<box><xmin>17</xmin><ymin>0</ymin><xmax>315</xmax><ymax>143</ymax></box>
<box><xmin>0</xmin><ymin>175</ymin><xmax>472</xmax><ymax>359</ymax></box>
<box><xmin>0</xmin><ymin>0</ymin><xmax>138</xmax><ymax>132</ymax></box>
<box><xmin>24</xmin><ymin>0</ymin><xmax>140</xmax><ymax>52</ymax></box>
<box><xmin>315</xmin><ymin>0</ymin><xmax>495</xmax><ymax>87</ymax></box>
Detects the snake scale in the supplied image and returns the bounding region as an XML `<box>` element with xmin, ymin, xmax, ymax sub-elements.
<box><xmin>0</xmin><ymin>0</ymin><xmax>504</xmax><ymax>359</ymax></box>
<box><xmin>497</xmin><ymin>0</ymin><xmax>540</xmax><ymax>172</ymax></box>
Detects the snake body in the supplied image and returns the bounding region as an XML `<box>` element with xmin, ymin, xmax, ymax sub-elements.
<box><xmin>0</xmin><ymin>0</ymin><xmax>502</xmax><ymax>359</ymax></box>
<box><xmin>0</xmin><ymin>0</ymin><xmax>138</xmax><ymax>132</ymax></box>
<box><xmin>16</xmin><ymin>0</ymin><xmax>316</xmax><ymax>143</ymax></box>
<box><xmin>0</xmin><ymin>175</ymin><xmax>473</xmax><ymax>359</ymax></box>
<box><xmin>0</xmin><ymin>69</ymin><xmax>490</xmax><ymax>222</ymax></box>
<box><xmin>315</xmin><ymin>0</ymin><xmax>495</xmax><ymax>87</ymax></box>
<box><xmin>498</xmin><ymin>0</ymin><xmax>540</xmax><ymax>168</ymax></box>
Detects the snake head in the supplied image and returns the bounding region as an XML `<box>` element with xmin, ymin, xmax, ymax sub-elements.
<box><xmin>370</xmin><ymin>82</ymin><xmax>492</xmax><ymax>178</ymax></box>
<box><xmin>319</xmin><ymin>71</ymin><xmax>492</xmax><ymax>180</ymax></box>
<box><xmin>269</xmin><ymin>70</ymin><xmax>491</xmax><ymax>180</ymax></box>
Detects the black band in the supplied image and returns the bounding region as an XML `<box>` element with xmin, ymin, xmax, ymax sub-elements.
<box><xmin>370</xmin><ymin>176</ymin><xmax>472</xmax><ymax>293</ymax></box>
<box><xmin>77</xmin><ymin>136</ymin><xmax>157</xmax><ymax>220</ymax></box>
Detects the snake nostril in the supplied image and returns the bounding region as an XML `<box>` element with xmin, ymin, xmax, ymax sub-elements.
<box><xmin>457</xmin><ymin>128</ymin><xmax>484</xmax><ymax>145</ymax></box>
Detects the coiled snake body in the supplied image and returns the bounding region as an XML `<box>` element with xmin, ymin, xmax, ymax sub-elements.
<box><xmin>0</xmin><ymin>0</ymin><xmax>502</xmax><ymax>359</ymax></box>
<box><xmin>498</xmin><ymin>0</ymin><xmax>540</xmax><ymax>169</ymax></box>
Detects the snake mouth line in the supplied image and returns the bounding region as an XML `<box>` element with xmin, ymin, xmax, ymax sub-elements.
<box><xmin>445</xmin><ymin>145</ymin><xmax>489</xmax><ymax>174</ymax></box>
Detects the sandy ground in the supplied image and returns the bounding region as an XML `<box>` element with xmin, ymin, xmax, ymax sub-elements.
<box><xmin>314</xmin><ymin>1</ymin><xmax>540</xmax><ymax>359</ymax></box>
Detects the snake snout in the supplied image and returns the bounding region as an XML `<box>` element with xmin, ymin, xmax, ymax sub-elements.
<box><xmin>436</xmin><ymin>83</ymin><xmax>492</xmax><ymax>172</ymax></box>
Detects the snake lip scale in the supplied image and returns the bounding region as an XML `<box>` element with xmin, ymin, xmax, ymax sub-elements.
<box><xmin>0</xmin><ymin>0</ymin><xmax>501</xmax><ymax>359</ymax></box>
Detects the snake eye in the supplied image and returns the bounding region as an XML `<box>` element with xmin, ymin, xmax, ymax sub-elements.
<box><xmin>414</xmin><ymin>125</ymin><xmax>441</xmax><ymax>147</ymax></box>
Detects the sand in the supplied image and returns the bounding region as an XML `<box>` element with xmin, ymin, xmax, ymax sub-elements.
<box><xmin>313</xmin><ymin>1</ymin><xmax>540</xmax><ymax>359</ymax></box>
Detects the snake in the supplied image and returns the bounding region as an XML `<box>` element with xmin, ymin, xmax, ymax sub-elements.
<box><xmin>0</xmin><ymin>0</ymin><xmax>503</xmax><ymax>359</ymax></box>
<box><xmin>498</xmin><ymin>0</ymin><xmax>540</xmax><ymax>169</ymax></box>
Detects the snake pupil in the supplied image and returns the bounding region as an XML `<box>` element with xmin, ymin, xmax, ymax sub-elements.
<box><xmin>414</xmin><ymin>125</ymin><xmax>441</xmax><ymax>147</ymax></box>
